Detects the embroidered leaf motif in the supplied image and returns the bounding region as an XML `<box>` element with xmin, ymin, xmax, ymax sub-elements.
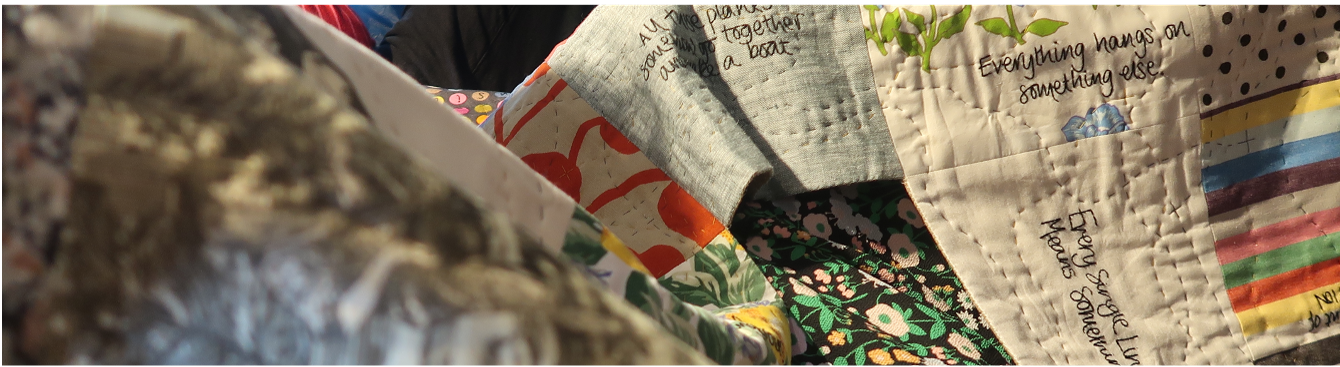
<box><xmin>908</xmin><ymin>323</ymin><xmax>927</xmax><ymax>336</ymax></box>
<box><xmin>938</xmin><ymin>5</ymin><xmax>973</xmax><ymax>39</ymax></box>
<box><xmin>903</xmin><ymin>9</ymin><xmax>926</xmax><ymax>34</ymax></box>
<box><xmin>930</xmin><ymin>321</ymin><xmax>947</xmax><ymax>339</ymax></box>
<box><xmin>854</xmin><ymin>350</ymin><xmax>867</xmax><ymax>364</ymax></box>
<box><xmin>879</xmin><ymin>11</ymin><xmax>903</xmax><ymax>52</ymax></box>
<box><xmin>819</xmin><ymin>308</ymin><xmax>835</xmax><ymax>330</ymax></box>
<box><xmin>1023</xmin><ymin>18</ymin><xmax>1068</xmax><ymax>37</ymax></box>
<box><xmin>895</xmin><ymin>30</ymin><xmax>922</xmax><ymax>57</ymax></box>
<box><xmin>915</xmin><ymin>303</ymin><xmax>943</xmax><ymax>319</ymax></box>
<box><xmin>792</xmin><ymin>294</ymin><xmax>824</xmax><ymax>308</ymax></box>
<box><xmin>976</xmin><ymin>17</ymin><xmax>1016</xmax><ymax>38</ymax></box>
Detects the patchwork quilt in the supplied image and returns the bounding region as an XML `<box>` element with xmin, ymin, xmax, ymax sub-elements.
<box><xmin>6</xmin><ymin>4</ymin><xmax>1337</xmax><ymax>365</ymax></box>
<box><xmin>512</xmin><ymin>4</ymin><xmax>1339</xmax><ymax>365</ymax></box>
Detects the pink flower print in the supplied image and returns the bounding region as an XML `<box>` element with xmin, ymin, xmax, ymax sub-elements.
<box><xmin>803</xmin><ymin>214</ymin><xmax>833</xmax><ymax>239</ymax></box>
<box><xmin>774</xmin><ymin>226</ymin><xmax>791</xmax><ymax>238</ymax></box>
<box><xmin>887</xmin><ymin>233</ymin><xmax>921</xmax><ymax>268</ymax></box>
<box><xmin>836</xmin><ymin>275</ymin><xmax>846</xmax><ymax>282</ymax></box>
<box><xmin>814</xmin><ymin>269</ymin><xmax>832</xmax><ymax>284</ymax></box>
<box><xmin>923</xmin><ymin>285</ymin><xmax>951</xmax><ymax>311</ymax></box>
<box><xmin>878</xmin><ymin>268</ymin><xmax>896</xmax><ymax>283</ymax></box>
<box><xmin>932</xmin><ymin>346</ymin><xmax>947</xmax><ymax>359</ymax></box>
<box><xmin>819</xmin><ymin>285</ymin><xmax>829</xmax><ymax>292</ymax></box>
<box><xmin>790</xmin><ymin>278</ymin><xmax>817</xmax><ymax>296</ymax></box>
<box><xmin>838</xmin><ymin>283</ymin><xmax>855</xmax><ymax>298</ymax></box>
<box><xmin>948</xmin><ymin>332</ymin><xmax>982</xmax><ymax>360</ymax></box>
<box><xmin>745</xmin><ymin>236</ymin><xmax>773</xmax><ymax>261</ymax></box>
<box><xmin>897</xmin><ymin>198</ymin><xmax>926</xmax><ymax>228</ymax></box>
<box><xmin>864</xmin><ymin>304</ymin><xmax>910</xmax><ymax>337</ymax></box>
<box><xmin>871</xmin><ymin>241</ymin><xmax>888</xmax><ymax>254</ymax></box>
<box><xmin>807</xmin><ymin>201</ymin><xmax>817</xmax><ymax>209</ymax></box>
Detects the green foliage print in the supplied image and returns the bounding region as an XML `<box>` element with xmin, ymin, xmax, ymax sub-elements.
<box><xmin>863</xmin><ymin>5</ymin><xmax>972</xmax><ymax>72</ymax></box>
<box><xmin>976</xmin><ymin>5</ymin><xmax>1068</xmax><ymax>45</ymax></box>
<box><xmin>659</xmin><ymin>239</ymin><xmax>770</xmax><ymax>309</ymax></box>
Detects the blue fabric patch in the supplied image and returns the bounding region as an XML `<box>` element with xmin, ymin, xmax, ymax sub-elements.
<box><xmin>348</xmin><ymin>5</ymin><xmax>405</xmax><ymax>47</ymax></box>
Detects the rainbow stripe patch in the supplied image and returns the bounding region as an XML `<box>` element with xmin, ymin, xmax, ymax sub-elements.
<box><xmin>1201</xmin><ymin>75</ymin><xmax>1340</xmax><ymax>336</ymax></box>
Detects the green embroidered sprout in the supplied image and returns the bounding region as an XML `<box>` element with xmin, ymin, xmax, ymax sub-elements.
<box><xmin>865</xmin><ymin>5</ymin><xmax>973</xmax><ymax>72</ymax></box>
<box><xmin>976</xmin><ymin>5</ymin><xmax>1067</xmax><ymax>45</ymax></box>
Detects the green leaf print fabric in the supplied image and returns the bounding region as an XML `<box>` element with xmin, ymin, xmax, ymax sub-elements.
<box><xmin>732</xmin><ymin>180</ymin><xmax>1014</xmax><ymax>365</ymax></box>
<box><xmin>561</xmin><ymin>207</ymin><xmax>793</xmax><ymax>364</ymax></box>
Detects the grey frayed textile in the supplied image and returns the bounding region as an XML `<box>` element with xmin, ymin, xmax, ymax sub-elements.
<box><xmin>11</xmin><ymin>5</ymin><xmax>709</xmax><ymax>365</ymax></box>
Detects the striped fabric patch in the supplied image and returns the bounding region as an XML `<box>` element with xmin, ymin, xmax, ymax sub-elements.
<box><xmin>1201</xmin><ymin>75</ymin><xmax>1340</xmax><ymax>336</ymax></box>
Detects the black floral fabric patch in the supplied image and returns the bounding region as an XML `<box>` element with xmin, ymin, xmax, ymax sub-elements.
<box><xmin>732</xmin><ymin>180</ymin><xmax>1014</xmax><ymax>365</ymax></box>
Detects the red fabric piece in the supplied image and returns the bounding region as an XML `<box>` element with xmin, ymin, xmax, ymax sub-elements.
<box><xmin>298</xmin><ymin>5</ymin><xmax>375</xmax><ymax>49</ymax></box>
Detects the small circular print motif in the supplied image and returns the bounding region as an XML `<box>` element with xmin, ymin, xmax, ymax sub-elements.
<box><xmin>454</xmin><ymin>107</ymin><xmax>469</xmax><ymax>114</ymax></box>
<box><xmin>1295</xmin><ymin>33</ymin><xmax>1306</xmax><ymax>45</ymax></box>
<box><xmin>1203</xmin><ymin>45</ymin><xmax>1214</xmax><ymax>57</ymax></box>
<box><xmin>1222</xmin><ymin>12</ymin><xmax>1233</xmax><ymax>25</ymax></box>
<box><xmin>1220</xmin><ymin>62</ymin><xmax>1232</xmax><ymax>74</ymax></box>
<box><xmin>472</xmin><ymin>91</ymin><xmax>490</xmax><ymax>101</ymax></box>
<box><xmin>1259</xmin><ymin>49</ymin><xmax>1269</xmax><ymax>61</ymax></box>
<box><xmin>1317</xmin><ymin>6</ymin><xmax>1328</xmax><ymax>18</ymax></box>
<box><xmin>449</xmin><ymin>93</ymin><xmax>467</xmax><ymax>105</ymax></box>
<box><xmin>1240</xmin><ymin>83</ymin><xmax>1250</xmax><ymax>95</ymax></box>
<box><xmin>1279</xmin><ymin>20</ymin><xmax>1287</xmax><ymax>32</ymax></box>
<box><xmin>1257</xmin><ymin>5</ymin><xmax>1267</xmax><ymax>13</ymax></box>
<box><xmin>1320</xmin><ymin>52</ymin><xmax>1331</xmax><ymax>63</ymax></box>
<box><xmin>474</xmin><ymin>104</ymin><xmax>493</xmax><ymax>113</ymax></box>
<box><xmin>1276</xmin><ymin>66</ymin><xmax>1287</xmax><ymax>78</ymax></box>
<box><xmin>1240</xmin><ymin>34</ymin><xmax>1251</xmax><ymax>46</ymax></box>
<box><xmin>1203</xmin><ymin>94</ymin><xmax>1213</xmax><ymax>106</ymax></box>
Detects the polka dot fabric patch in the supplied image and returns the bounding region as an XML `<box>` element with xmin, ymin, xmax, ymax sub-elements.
<box><xmin>425</xmin><ymin>86</ymin><xmax>509</xmax><ymax>125</ymax></box>
<box><xmin>1196</xmin><ymin>5</ymin><xmax>1340</xmax><ymax>109</ymax></box>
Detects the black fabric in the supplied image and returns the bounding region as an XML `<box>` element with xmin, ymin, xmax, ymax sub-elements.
<box><xmin>383</xmin><ymin>5</ymin><xmax>594</xmax><ymax>92</ymax></box>
<box><xmin>1255</xmin><ymin>333</ymin><xmax>1340</xmax><ymax>365</ymax></box>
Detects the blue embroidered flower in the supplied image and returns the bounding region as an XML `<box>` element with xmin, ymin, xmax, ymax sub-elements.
<box><xmin>1061</xmin><ymin>103</ymin><xmax>1129</xmax><ymax>142</ymax></box>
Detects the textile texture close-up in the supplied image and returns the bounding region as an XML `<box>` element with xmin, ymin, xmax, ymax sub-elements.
<box><xmin>3</xmin><ymin>3</ymin><xmax>1339</xmax><ymax>366</ymax></box>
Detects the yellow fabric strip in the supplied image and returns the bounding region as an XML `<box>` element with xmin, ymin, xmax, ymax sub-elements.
<box><xmin>1237</xmin><ymin>281</ymin><xmax>1340</xmax><ymax>336</ymax></box>
<box><xmin>601</xmin><ymin>228</ymin><xmax>652</xmax><ymax>275</ymax></box>
<box><xmin>1202</xmin><ymin>79</ymin><xmax>1340</xmax><ymax>144</ymax></box>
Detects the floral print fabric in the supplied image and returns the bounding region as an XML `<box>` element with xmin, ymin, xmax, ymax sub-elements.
<box><xmin>732</xmin><ymin>180</ymin><xmax>1014</xmax><ymax>365</ymax></box>
<box><xmin>563</xmin><ymin>207</ymin><xmax>792</xmax><ymax>364</ymax></box>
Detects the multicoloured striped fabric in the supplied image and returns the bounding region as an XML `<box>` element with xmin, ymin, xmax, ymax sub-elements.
<box><xmin>1201</xmin><ymin>74</ymin><xmax>1340</xmax><ymax>337</ymax></box>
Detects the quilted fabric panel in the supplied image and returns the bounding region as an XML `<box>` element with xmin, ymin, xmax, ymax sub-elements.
<box><xmin>483</xmin><ymin>69</ymin><xmax>725</xmax><ymax>276</ymax></box>
<box><xmin>548</xmin><ymin>5</ymin><xmax>902</xmax><ymax>222</ymax></box>
<box><xmin>865</xmin><ymin>4</ymin><xmax>1339</xmax><ymax>364</ymax></box>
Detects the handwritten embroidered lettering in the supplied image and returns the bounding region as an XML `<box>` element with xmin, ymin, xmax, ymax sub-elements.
<box><xmin>1041</xmin><ymin>209</ymin><xmax>1141</xmax><ymax>365</ymax></box>
<box><xmin>634</xmin><ymin>6</ymin><xmax>805</xmax><ymax>81</ymax></box>
<box><xmin>1041</xmin><ymin>218</ymin><xmax>1075</xmax><ymax>279</ymax></box>
<box><xmin>974</xmin><ymin>21</ymin><xmax>1188</xmax><ymax>105</ymax></box>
